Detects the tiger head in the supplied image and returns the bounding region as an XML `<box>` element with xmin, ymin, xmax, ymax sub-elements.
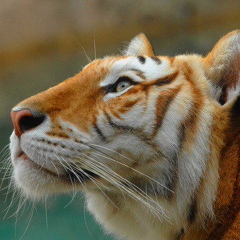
<box><xmin>10</xmin><ymin>31</ymin><xmax>240</xmax><ymax>239</ymax></box>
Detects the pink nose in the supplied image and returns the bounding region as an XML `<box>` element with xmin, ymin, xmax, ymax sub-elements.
<box><xmin>11</xmin><ymin>109</ymin><xmax>45</xmax><ymax>138</ymax></box>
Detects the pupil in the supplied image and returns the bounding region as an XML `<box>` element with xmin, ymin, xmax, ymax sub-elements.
<box><xmin>121</xmin><ymin>82</ymin><xmax>127</xmax><ymax>88</ymax></box>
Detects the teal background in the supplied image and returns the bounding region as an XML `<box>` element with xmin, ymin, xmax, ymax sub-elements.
<box><xmin>0</xmin><ymin>124</ymin><xmax>113</xmax><ymax>240</ymax></box>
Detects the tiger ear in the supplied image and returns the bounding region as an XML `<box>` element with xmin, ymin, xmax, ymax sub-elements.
<box><xmin>123</xmin><ymin>33</ymin><xmax>155</xmax><ymax>56</ymax></box>
<box><xmin>203</xmin><ymin>30</ymin><xmax>240</xmax><ymax>104</ymax></box>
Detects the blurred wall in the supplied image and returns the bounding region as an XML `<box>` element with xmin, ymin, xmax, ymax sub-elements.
<box><xmin>0</xmin><ymin>0</ymin><xmax>240</xmax><ymax>123</ymax></box>
<box><xmin>0</xmin><ymin>1</ymin><xmax>239</xmax><ymax>240</ymax></box>
<box><xmin>0</xmin><ymin>0</ymin><xmax>240</xmax><ymax>124</ymax></box>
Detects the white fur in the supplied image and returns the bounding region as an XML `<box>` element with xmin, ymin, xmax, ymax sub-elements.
<box><xmin>9</xmin><ymin>48</ymin><xmax>232</xmax><ymax>240</ymax></box>
<box><xmin>101</xmin><ymin>57</ymin><xmax>172</xmax><ymax>101</ymax></box>
<box><xmin>227</xmin><ymin>74</ymin><xmax>240</xmax><ymax>102</ymax></box>
<box><xmin>123</xmin><ymin>33</ymin><xmax>152</xmax><ymax>56</ymax></box>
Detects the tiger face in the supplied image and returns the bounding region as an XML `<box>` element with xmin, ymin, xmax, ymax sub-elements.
<box><xmin>9</xmin><ymin>31</ymin><xmax>240</xmax><ymax>239</ymax></box>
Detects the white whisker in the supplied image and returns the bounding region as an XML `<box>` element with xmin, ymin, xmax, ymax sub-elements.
<box><xmin>90</xmin><ymin>148</ymin><xmax>173</xmax><ymax>193</ymax></box>
<box><xmin>79</xmin><ymin>155</ymin><xmax>169</xmax><ymax>222</ymax></box>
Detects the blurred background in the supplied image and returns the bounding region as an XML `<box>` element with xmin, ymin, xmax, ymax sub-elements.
<box><xmin>0</xmin><ymin>0</ymin><xmax>239</xmax><ymax>239</ymax></box>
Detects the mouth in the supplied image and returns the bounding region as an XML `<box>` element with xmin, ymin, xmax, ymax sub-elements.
<box><xmin>17</xmin><ymin>151</ymin><xmax>61</xmax><ymax>177</ymax></box>
<box><xmin>17</xmin><ymin>151</ymin><xmax>98</xmax><ymax>183</ymax></box>
<box><xmin>65</xmin><ymin>167</ymin><xmax>99</xmax><ymax>183</ymax></box>
<box><xmin>17</xmin><ymin>151</ymin><xmax>29</xmax><ymax>160</ymax></box>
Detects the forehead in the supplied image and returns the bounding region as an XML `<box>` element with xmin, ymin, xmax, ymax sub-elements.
<box><xmin>83</xmin><ymin>55</ymin><xmax>173</xmax><ymax>85</ymax></box>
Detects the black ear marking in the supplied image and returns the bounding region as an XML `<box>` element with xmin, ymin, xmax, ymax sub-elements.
<box><xmin>222</xmin><ymin>95</ymin><xmax>240</xmax><ymax>146</ymax></box>
<box><xmin>228</xmin><ymin>96</ymin><xmax>240</xmax><ymax>137</ymax></box>
<box><xmin>231</xmin><ymin>95</ymin><xmax>240</xmax><ymax>118</ymax></box>
<box><xmin>219</xmin><ymin>85</ymin><xmax>228</xmax><ymax>105</ymax></box>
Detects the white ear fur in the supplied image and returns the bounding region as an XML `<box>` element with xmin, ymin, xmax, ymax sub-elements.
<box><xmin>123</xmin><ymin>33</ymin><xmax>155</xmax><ymax>56</ymax></box>
<box><xmin>204</xmin><ymin>30</ymin><xmax>240</xmax><ymax>104</ymax></box>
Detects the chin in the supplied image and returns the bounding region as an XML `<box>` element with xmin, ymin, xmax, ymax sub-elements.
<box><xmin>12</xmin><ymin>157</ymin><xmax>78</xmax><ymax>200</ymax></box>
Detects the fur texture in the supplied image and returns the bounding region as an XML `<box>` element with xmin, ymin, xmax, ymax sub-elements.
<box><xmin>9</xmin><ymin>30</ymin><xmax>240</xmax><ymax>240</ymax></box>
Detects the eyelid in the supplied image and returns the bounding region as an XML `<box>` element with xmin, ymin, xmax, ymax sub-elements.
<box><xmin>103</xmin><ymin>76</ymin><xmax>137</xmax><ymax>93</ymax></box>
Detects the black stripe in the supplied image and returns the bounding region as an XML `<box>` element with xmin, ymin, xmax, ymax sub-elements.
<box><xmin>154</xmin><ymin>71</ymin><xmax>179</xmax><ymax>87</ymax></box>
<box><xmin>105</xmin><ymin>111</ymin><xmax>165</xmax><ymax>157</ymax></box>
<box><xmin>229</xmin><ymin>96</ymin><xmax>240</xmax><ymax>137</ymax></box>
<box><xmin>188</xmin><ymin>198</ymin><xmax>197</xmax><ymax>224</ymax></box>
<box><xmin>176</xmin><ymin>228</ymin><xmax>185</xmax><ymax>240</ymax></box>
<box><xmin>152</xmin><ymin>85</ymin><xmax>182</xmax><ymax>138</ymax></box>
<box><xmin>105</xmin><ymin>111</ymin><xmax>179</xmax><ymax>199</ymax></box>
<box><xmin>105</xmin><ymin>112</ymin><xmax>132</xmax><ymax>132</ymax></box>
<box><xmin>146</xmin><ymin>155</ymin><xmax>177</xmax><ymax>199</ymax></box>
<box><xmin>151</xmin><ymin>56</ymin><xmax>162</xmax><ymax>64</ymax></box>
<box><xmin>138</xmin><ymin>56</ymin><xmax>146</xmax><ymax>64</ymax></box>
<box><xmin>130</xmin><ymin>68</ymin><xmax>144</xmax><ymax>74</ymax></box>
<box><xmin>155</xmin><ymin>78</ymin><xmax>173</xmax><ymax>87</ymax></box>
<box><xmin>94</xmin><ymin>124</ymin><xmax>107</xmax><ymax>142</ymax></box>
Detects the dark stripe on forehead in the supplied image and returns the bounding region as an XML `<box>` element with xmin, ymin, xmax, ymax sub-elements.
<box><xmin>130</xmin><ymin>68</ymin><xmax>146</xmax><ymax>80</ymax></box>
<box><xmin>138</xmin><ymin>56</ymin><xmax>146</xmax><ymax>64</ymax></box>
<box><xmin>151</xmin><ymin>56</ymin><xmax>162</xmax><ymax>65</ymax></box>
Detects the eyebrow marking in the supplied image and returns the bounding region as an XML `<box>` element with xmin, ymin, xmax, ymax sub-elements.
<box><xmin>138</xmin><ymin>56</ymin><xmax>146</xmax><ymax>64</ymax></box>
<box><xmin>151</xmin><ymin>56</ymin><xmax>162</xmax><ymax>65</ymax></box>
<box><xmin>130</xmin><ymin>68</ymin><xmax>144</xmax><ymax>74</ymax></box>
<box><xmin>154</xmin><ymin>71</ymin><xmax>179</xmax><ymax>86</ymax></box>
<box><xmin>130</xmin><ymin>68</ymin><xmax>146</xmax><ymax>80</ymax></box>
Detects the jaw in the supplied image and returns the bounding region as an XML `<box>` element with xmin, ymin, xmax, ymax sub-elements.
<box><xmin>9</xmin><ymin>130</ymin><xmax>100</xmax><ymax>199</ymax></box>
<box><xmin>10</xmin><ymin>130</ymin><xmax>162</xmax><ymax>201</ymax></box>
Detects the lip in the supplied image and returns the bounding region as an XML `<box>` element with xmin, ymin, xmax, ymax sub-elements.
<box><xmin>16</xmin><ymin>150</ymin><xmax>98</xmax><ymax>183</ymax></box>
<box><xmin>17</xmin><ymin>150</ymin><xmax>60</xmax><ymax>177</ymax></box>
<box><xmin>17</xmin><ymin>151</ymin><xmax>29</xmax><ymax>160</ymax></box>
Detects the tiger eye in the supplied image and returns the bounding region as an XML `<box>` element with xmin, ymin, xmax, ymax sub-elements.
<box><xmin>116</xmin><ymin>81</ymin><xmax>131</xmax><ymax>92</ymax></box>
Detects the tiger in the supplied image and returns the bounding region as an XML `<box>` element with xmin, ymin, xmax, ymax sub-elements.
<box><xmin>9</xmin><ymin>30</ymin><xmax>240</xmax><ymax>240</ymax></box>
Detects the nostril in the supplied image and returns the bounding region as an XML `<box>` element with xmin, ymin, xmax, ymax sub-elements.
<box><xmin>11</xmin><ymin>108</ymin><xmax>46</xmax><ymax>138</ymax></box>
<box><xmin>19</xmin><ymin>115</ymin><xmax>46</xmax><ymax>133</ymax></box>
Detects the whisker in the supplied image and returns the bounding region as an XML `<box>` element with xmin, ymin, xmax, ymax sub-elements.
<box><xmin>73</xmin><ymin>36</ymin><xmax>92</xmax><ymax>63</ymax></box>
<box><xmin>3</xmin><ymin>188</ymin><xmax>19</xmax><ymax>219</ymax></box>
<box><xmin>80</xmin><ymin>155</ymin><xmax>169</xmax><ymax>221</ymax></box>
<box><xmin>12</xmin><ymin>196</ymin><xmax>27</xmax><ymax>220</ymax></box>
<box><xmin>0</xmin><ymin>143</ymin><xmax>10</xmax><ymax>156</ymax></box>
<box><xmin>83</xmin><ymin>200</ymin><xmax>94</xmax><ymax>239</ymax></box>
<box><xmin>19</xmin><ymin>201</ymin><xmax>35</xmax><ymax>240</ymax></box>
<box><xmin>89</xmin><ymin>148</ymin><xmax>173</xmax><ymax>193</ymax></box>
<box><xmin>89</xmin><ymin>143</ymin><xmax>138</xmax><ymax>163</ymax></box>
<box><xmin>52</xmin><ymin>153</ymin><xmax>78</xmax><ymax>201</ymax></box>
<box><xmin>62</xmin><ymin>155</ymin><xmax>120</xmax><ymax>208</ymax></box>
<box><xmin>45</xmin><ymin>200</ymin><xmax>49</xmax><ymax>230</ymax></box>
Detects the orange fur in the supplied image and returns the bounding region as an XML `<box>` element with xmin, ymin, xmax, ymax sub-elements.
<box><xmin>9</xmin><ymin>31</ymin><xmax>240</xmax><ymax>240</ymax></box>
